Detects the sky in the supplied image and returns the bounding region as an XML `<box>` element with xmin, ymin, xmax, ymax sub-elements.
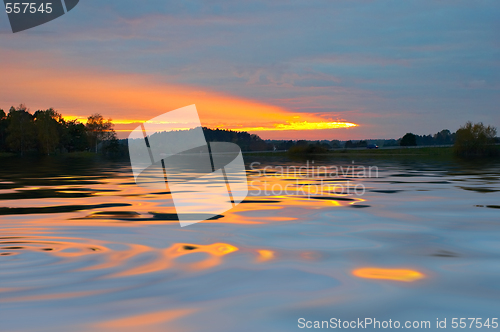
<box><xmin>1</xmin><ymin>0</ymin><xmax>499</xmax><ymax>140</ymax></box>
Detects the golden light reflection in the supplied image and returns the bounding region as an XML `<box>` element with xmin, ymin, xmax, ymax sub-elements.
<box><xmin>162</xmin><ymin>243</ymin><xmax>239</xmax><ymax>271</ymax></box>
<box><xmin>97</xmin><ymin>243</ymin><xmax>240</xmax><ymax>278</ymax></box>
<box><xmin>80</xmin><ymin>243</ymin><xmax>161</xmax><ymax>277</ymax></box>
<box><xmin>2</xmin><ymin>290</ymin><xmax>110</xmax><ymax>303</ymax></box>
<box><xmin>94</xmin><ymin>308</ymin><xmax>196</xmax><ymax>331</ymax></box>
<box><xmin>256</xmin><ymin>249</ymin><xmax>275</xmax><ymax>262</ymax></box>
<box><xmin>166</xmin><ymin>243</ymin><xmax>239</xmax><ymax>257</ymax></box>
<box><xmin>352</xmin><ymin>267</ymin><xmax>425</xmax><ymax>282</ymax></box>
<box><xmin>0</xmin><ymin>236</ymin><xmax>110</xmax><ymax>259</ymax></box>
<box><xmin>0</xmin><ymin>235</ymin><xmax>242</xmax><ymax>280</ymax></box>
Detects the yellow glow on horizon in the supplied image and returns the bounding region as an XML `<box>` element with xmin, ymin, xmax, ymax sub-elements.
<box><xmin>62</xmin><ymin>115</ymin><xmax>87</xmax><ymax>123</ymax></box>
<box><xmin>257</xmin><ymin>249</ymin><xmax>275</xmax><ymax>262</ymax></box>
<box><xmin>64</xmin><ymin>116</ymin><xmax>358</xmax><ymax>133</ymax></box>
<box><xmin>62</xmin><ymin>116</ymin><xmax>197</xmax><ymax>132</ymax></box>
<box><xmin>227</xmin><ymin>121</ymin><xmax>358</xmax><ymax>131</ymax></box>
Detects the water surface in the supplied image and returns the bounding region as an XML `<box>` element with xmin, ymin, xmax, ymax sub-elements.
<box><xmin>1</xmin><ymin>155</ymin><xmax>500</xmax><ymax>331</ymax></box>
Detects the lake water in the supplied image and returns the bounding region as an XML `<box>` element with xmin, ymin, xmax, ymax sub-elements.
<box><xmin>1</xmin><ymin>155</ymin><xmax>500</xmax><ymax>331</ymax></box>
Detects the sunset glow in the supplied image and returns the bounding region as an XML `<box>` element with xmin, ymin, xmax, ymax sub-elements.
<box><xmin>0</xmin><ymin>52</ymin><xmax>360</xmax><ymax>140</ymax></box>
<box><xmin>62</xmin><ymin>116</ymin><xmax>358</xmax><ymax>134</ymax></box>
<box><xmin>1</xmin><ymin>1</ymin><xmax>498</xmax><ymax>331</ymax></box>
<box><xmin>229</xmin><ymin>121</ymin><xmax>358</xmax><ymax>132</ymax></box>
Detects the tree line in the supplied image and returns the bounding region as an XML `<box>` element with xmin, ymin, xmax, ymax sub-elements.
<box><xmin>1</xmin><ymin>105</ymin><xmax>497</xmax><ymax>159</ymax></box>
<box><xmin>0</xmin><ymin>105</ymin><xmax>269</xmax><ymax>156</ymax></box>
<box><xmin>268</xmin><ymin>124</ymin><xmax>498</xmax><ymax>158</ymax></box>
<box><xmin>400</xmin><ymin>123</ymin><xmax>498</xmax><ymax>157</ymax></box>
<box><xmin>0</xmin><ymin>104</ymin><xmax>117</xmax><ymax>155</ymax></box>
<box><xmin>265</xmin><ymin>128</ymin><xmax>461</xmax><ymax>151</ymax></box>
<box><xmin>202</xmin><ymin>127</ymin><xmax>268</xmax><ymax>151</ymax></box>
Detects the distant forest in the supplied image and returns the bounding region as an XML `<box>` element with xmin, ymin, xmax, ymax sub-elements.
<box><xmin>1</xmin><ymin>104</ymin><xmax>497</xmax><ymax>157</ymax></box>
<box><xmin>268</xmin><ymin>129</ymin><xmax>463</xmax><ymax>151</ymax></box>
<box><xmin>0</xmin><ymin>104</ymin><xmax>269</xmax><ymax>156</ymax></box>
<box><xmin>0</xmin><ymin>104</ymin><xmax>117</xmax><ymax>156</ymax></box>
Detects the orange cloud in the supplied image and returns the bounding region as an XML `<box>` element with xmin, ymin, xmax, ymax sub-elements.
<box><xmin>0</xmin><ymin>51</ymin><xmax>357</xmax><ymax>139</ymax></box>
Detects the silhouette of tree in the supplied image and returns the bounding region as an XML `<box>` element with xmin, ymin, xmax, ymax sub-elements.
<box><xmin>344</xmin><ymin>140</ymin><xmax>367</xmax><ymax>148</ymax></box>
<box><xmin>86</xmin><ymin>114</ymin><xmax>116</xmax><ymax>153</ymax></box>
<box><xmin>454</xmin><ymin>122</ymin><xmax>497</xmax><ymax>158</ymax></box>
<box><xmin>0</xmin><ymin>105</ymin><xmax>120</xmax><ymax>155</ymax></box>
<box><xmin>6</xmin><ymin>104</ymin><xmax>36</xmax><ymax>155</ymax></box>
<box><xmin>330</xmin><ymin>140</ymin><xmax>341</xmax><ymax>149</ymax></box>
<box><xmin>34</xmin><ymin>108</ymin><xmax>63</xmax><ymax>155</ymax></box>
<box><xmin>202</xmin><ymin>127</ymin><xmax>269</xmax><ymax>151</ymax></box>
<box><xmin>434</xmin><ymin>129</ymin><xmax>454</xmax><ymax>145</ymax></box>
<box><xmin>357</xmin><ymin>140</ymin><xmax>368</xmax><ymax>148</ymax></box>
<box><xmin>63</xmin><ymin>120</ymin><xmax>89</xmax><ymax>152</ymax></box>
<box><xmin>0</xmin><ymin>109</ymin><xmax>7</xmax><ymax>151</ymax></box>
<box><xmin>400</xmin><ymin>133</ymin><xmax>417</xmax><ymax>146</ymax></box>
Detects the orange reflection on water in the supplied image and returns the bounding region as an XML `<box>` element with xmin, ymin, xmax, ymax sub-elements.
<box><xmin>256</xmin><ymin>249</ymin><xmax>275</xmax><ymax>262</ymax></box>
<box><xmin>93</xmin><ymin>308</ymin><xmax>196</xmax><ymax>332</ymax></box>
<box><xmin>166</xmin><ymin>243</ymin><xmax>238</xmax><ymax>257</ymax></box>
<box><xmin>2</xmin><ymin>290</ymin><xmax>110</xmax><ymax>303</ymax></box>
<box><xmin>300</xmin><ymin>251</ymin><xmax>323</xmax><ymax>261</ymax></box>
<box><xmin>352</xmin><ymin>267</ymin><xmax>425</xmax><ymax>282</ymax></box>
<box><xmin>0</xmin><ymin>235</ymin><xmax>110</xmax><ymax>259</ymax></box>
<box><xmin>101</xmin><ymin>243</ymin><xmax>239</xmax><ymax>277</ymax></box>
<box><xmin>1</xmin><ymin>235</ymin><xmax>241</xmax><ymax>287</ymax></box>
<box><xmin>164</xmin><ymin>243</ymin><xmax>239</xmax><ymax>271</ymax></box>
<box><xmin>81</xmin><ymin>243</ymin><xmax>167</xmax><ymax>278</ymax></box>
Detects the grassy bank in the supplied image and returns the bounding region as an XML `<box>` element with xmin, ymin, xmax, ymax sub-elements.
<box><xmin>0</xmin><ymin>152</ymin><xmax>16</xmax><ymax>158</ymax></box>
<box><xmin>246</xmin><ymin>146</ymin><xmax>500</xmax><ymax>161</ymax></box>
<box><xmin>329</xmin><ymin>146</ymin><xmax>456</xmax><ymax>157</ymax></box>
<box><xmin>0</xmin><ymin>151</ymin><xmax>128</xmax><ymax>160</ymax></box>
<box><xmin>244</xmin><ymin>146</ymin><xmax>456</xmax><ymax>158</ymax></box>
